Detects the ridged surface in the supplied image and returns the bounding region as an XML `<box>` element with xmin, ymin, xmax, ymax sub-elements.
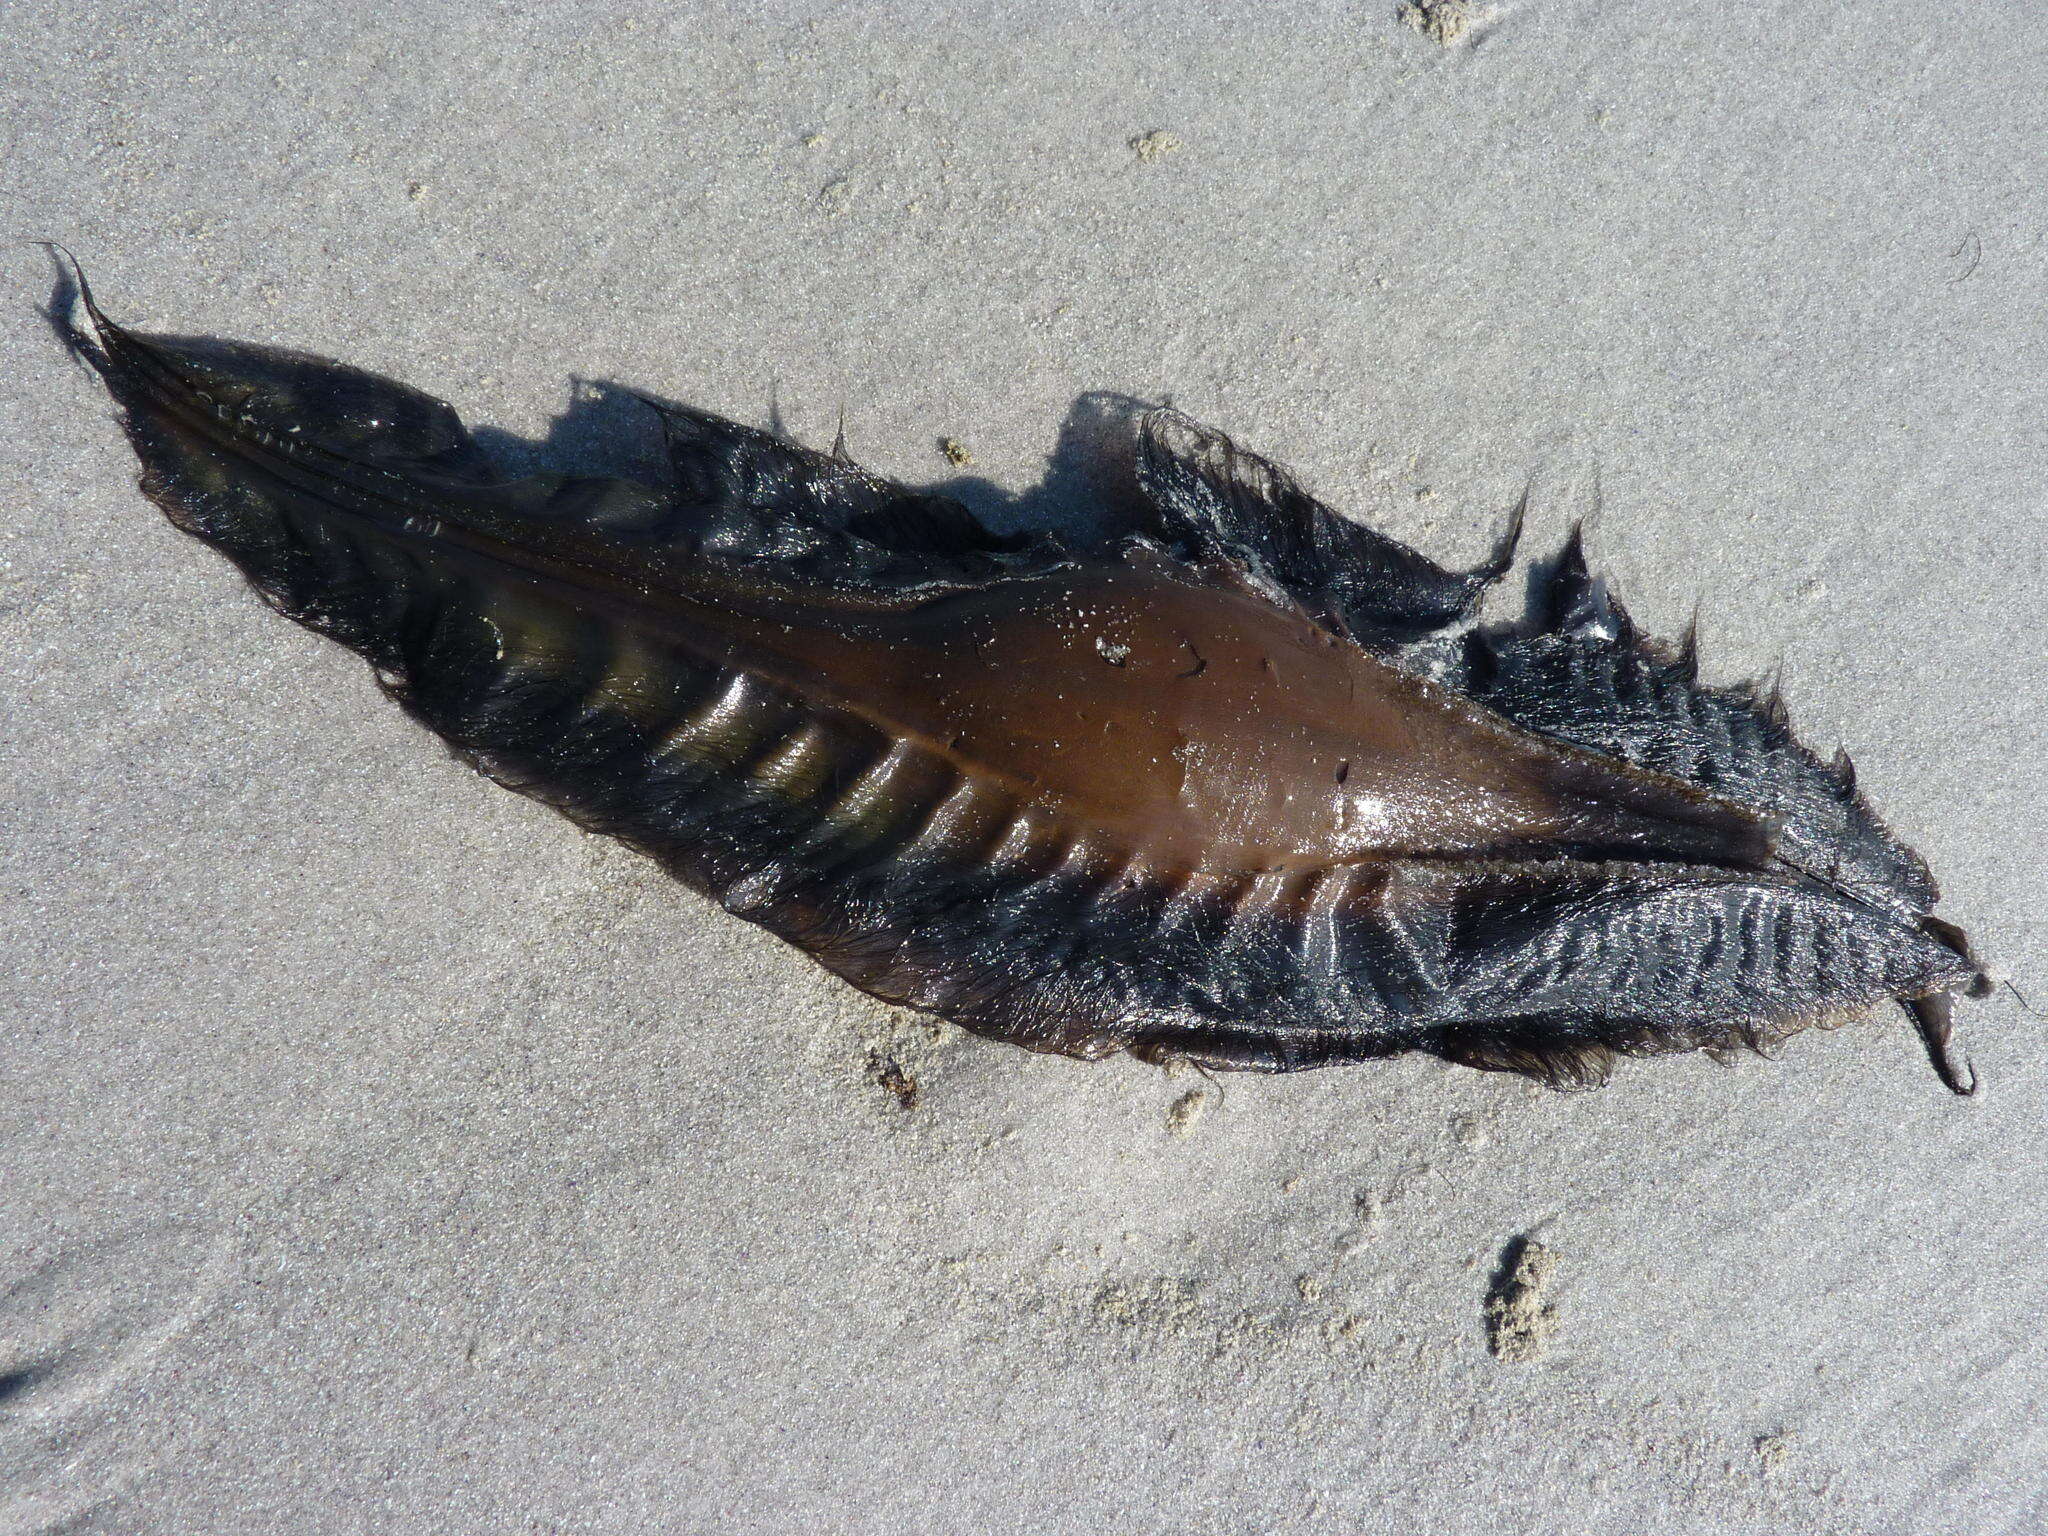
<box><xmin>60</xmin><ymin>268</ymin><xmax>1987</xmax><ymax>1089</ymax></box>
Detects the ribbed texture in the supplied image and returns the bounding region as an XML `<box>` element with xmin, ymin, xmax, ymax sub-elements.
<box><xmin>63</xmin><ymin>271</ymin><xmax>1982</xmax><ymax>1090</ymax></box>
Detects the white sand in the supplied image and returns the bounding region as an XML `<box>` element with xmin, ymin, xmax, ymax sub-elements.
<box><xmin>3</xmin><ymin>3</ymin><xmax>2044</xmax><ymax>1532</ymax></box>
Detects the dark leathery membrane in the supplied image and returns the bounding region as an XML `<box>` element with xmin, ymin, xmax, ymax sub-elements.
<box><xmin>57</xmin><ymin>260</ymin><xmax>1989</xmax><ymax>1093</ymax></box>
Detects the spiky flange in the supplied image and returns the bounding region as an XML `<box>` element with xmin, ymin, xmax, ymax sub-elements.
<box><xmin>56</xmin><ymin>259</ymin><xmax>1988</xmax><ymax>1093</ymax></box>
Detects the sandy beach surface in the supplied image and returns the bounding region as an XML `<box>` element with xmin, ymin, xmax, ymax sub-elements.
<box><xmin>4</xmin><ymin>3</ymin><xmax>2044</xmax><ymax>1532</ymax></box>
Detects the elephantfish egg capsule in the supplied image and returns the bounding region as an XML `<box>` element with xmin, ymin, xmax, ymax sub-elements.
<box><xmin>57</xmin><ymin>258</ymin><xmax>1989</xmax><ymax>1094</ymax></box>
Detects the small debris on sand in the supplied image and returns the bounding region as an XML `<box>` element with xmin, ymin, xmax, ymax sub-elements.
<box><xmin>939</xmin><ymin>437</ymin><xmax>973</xmax><ymax>467</ymax></box>
<box><xmin>1484</xmin><ymin>1234</ymin><xmax>1559</xmax><ymax>1362</ymax></box>
<box><xmin>818</xmin><ymin>177</ymin><xmax>855</xmax><ymax>216</ymax></box>
<box><xmin>1165</xmin><ymin>1088</ymin><xmax>1211</xmax><ymax>1138</ymax></box>
<box><xmin>1754</xmin><ymin>1431</ymin><xmax>1795</xmax><ymax>1476</ymax></box>
<box><xmin>864</xmin><ymin>1049</ymin><xmax>919</xmax><ymax>1110</ymax></box>
<box><xmin>1093</xmin><ymin>1276</ymin><xmax>1199</xmax><ymax>1334</ymax></box>
<box><xmin>1398</xmin><ymin>0</ymin><xmax>1478</xmax><ymax>46</ymax></box>
<box><xmin>1130</xmin><ymin>129</ymin><xmax>1183</xmax><ymax>163</ymax></box>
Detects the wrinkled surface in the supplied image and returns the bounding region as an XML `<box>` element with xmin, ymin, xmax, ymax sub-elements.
<box><xmin>59</xmin><ymin>274</ymin><xmax>1980</xmax><ymax>1086</ymax></box>
<box><xmin>3</xmin><ymin>5</ymin><xmax>2044</xmax><ymax>1536</ymax></box>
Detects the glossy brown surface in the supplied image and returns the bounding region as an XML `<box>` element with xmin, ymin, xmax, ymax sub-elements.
<box><xmin>639</xmin><ymin>559</ymin><xmax>1772</xmax><ymax>878</ymax></box>
<box><xmin>59</xmin><ymin>263</ymin><xmax>1987</xmax><ymax>1089</ymax></box>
